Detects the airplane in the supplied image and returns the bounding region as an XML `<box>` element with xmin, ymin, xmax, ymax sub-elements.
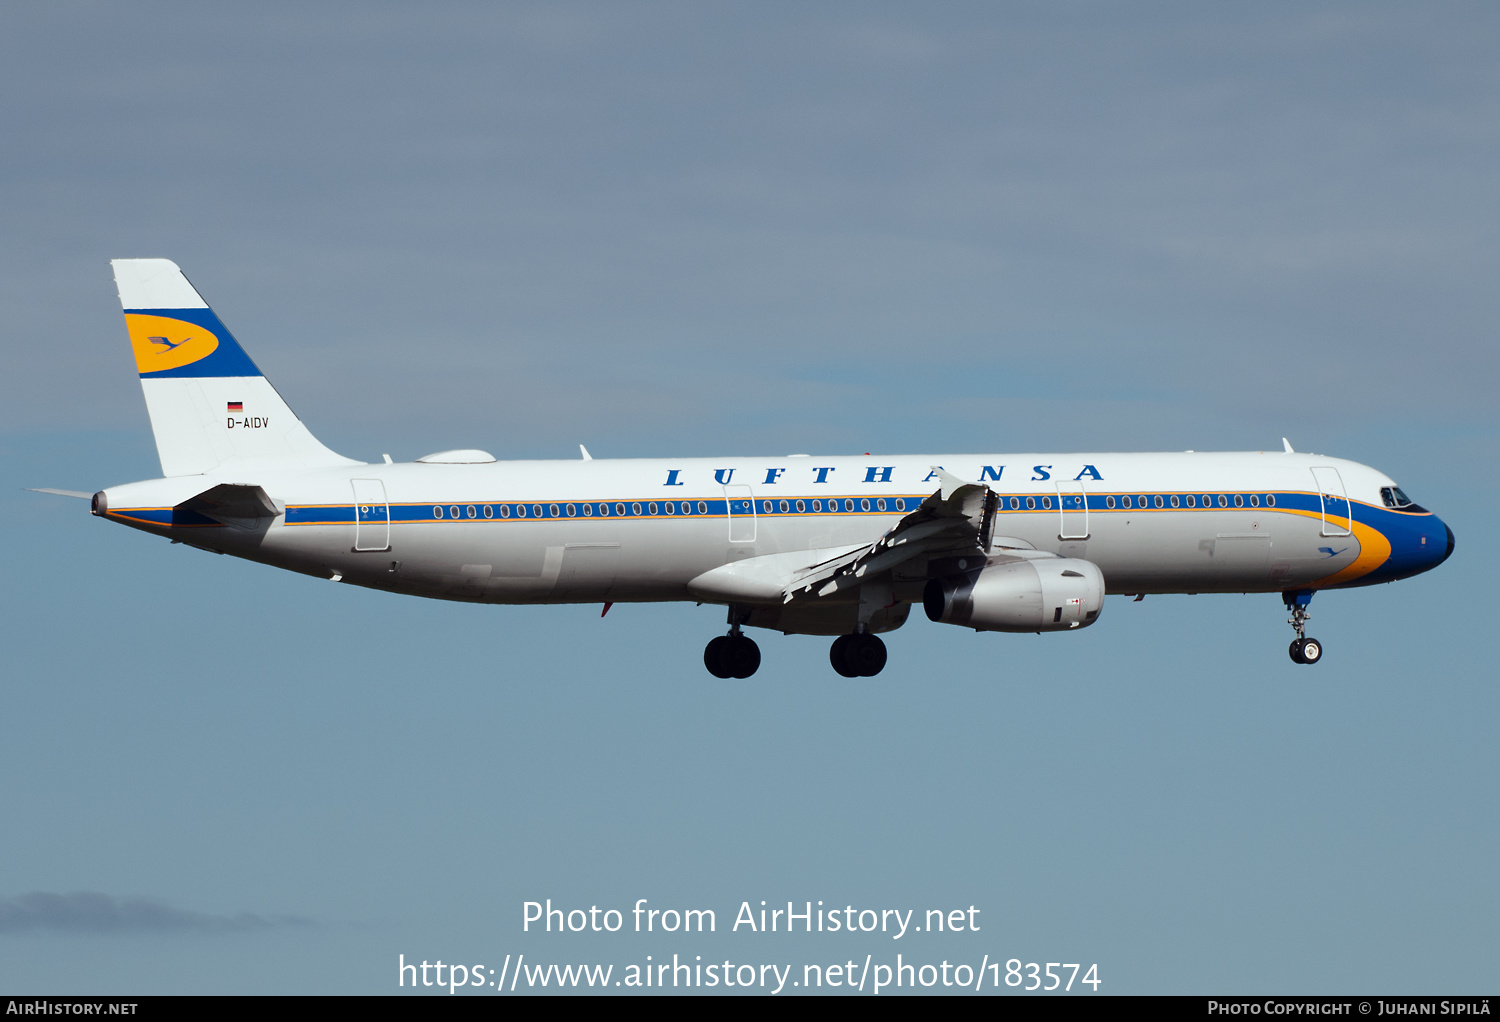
<box><xmin>34</xmin><ymin>258</ymin><xmax>1455</xmax><ymax>678</ymax></box>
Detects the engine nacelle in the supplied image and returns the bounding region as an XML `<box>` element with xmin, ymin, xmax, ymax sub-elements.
<box><xmin>923</xmin><ymin>557</ymin><xmax>1105</xmax><ymax>632</ymax></box>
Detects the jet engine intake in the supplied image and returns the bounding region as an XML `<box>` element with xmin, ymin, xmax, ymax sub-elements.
<box><xmin>923</xmin><ymin>557</ymin><xmax>1104</xmax><ymax>632</ymax></box>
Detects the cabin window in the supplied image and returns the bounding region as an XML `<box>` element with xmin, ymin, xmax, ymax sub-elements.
<box><xmin>698</xmin><ymin>501</ymin><xmax>708</xmax><ymax>514</ymax></box>
<box><xmin>632</xmin><ymin>502</ymin><xmax>642</xmax><ymax>515</ymax></box>
<box><xmin>1218</xmin><ymin>495</ymin><xmax>1228</xmax><ymax>507</ymax></box>
<box><xmin>1266</xmin><ymin>495</ymin><xmax>1276</xmax><ymax>507</ymax></box>
<box><xmin>1170</xmin><ymin>495</ymin><xmax>1180</xmax><ymax>508</ymax></box>
<box><xmin>483</xmin><ymin>505</ymin><xmax>493</xmax><ymax>518</ymax></box>
<box><xmin>615</xmin><ymin>503</ymin><xmax>626</xmax><ymax>516</ymax></box>
<box><xmin>546</xmin><ymin>504</ymin><xmax>557</xmax><ymax>518</ymax></box>
<box><xmin>796</xmin><ymin>499</ymin><xmax>805</xmax><ymax>513</ymax></box>
<box><xmin>1234</xmin><ymin>494</ymin><xmax>1244</xmax><ymax>507</ymax></box>
<box><xmin>844</xmin><ymin>499</ymin><xmax>855</xmax><ymax>512</ymax></box>
<box><xmin>779</xmin><ymin>500</ymin><xmax>789</xmax><ymax>513</ymax></box>
<box><xmin>895</xmin><ymin>498</ymin><xmax>906</xmax><ymax>512</ymax></box>
<box><xmin>1026</xmin><ymin>496</ymin><xmax>1036</xmax><ymax>510</ymax></box>
<box><xmin>448</xmin><ymin>506</ymin><xmax>460</xmax><ymax>519</ymax></box>
<box><xmin>1122</xmin><ymin>496</ymin><xmax>1132</xmax><ymax>508</ymax></box>
<box><xmin>664</xmin><ymin>501</ymin><xmax>675</xmax><ymax>515</ymax></box>
<box><xmin>1009</xmin><ymin>496</ymin><xmax>1019</xmax><ymax>510</ymax></box>
<box><xmin>812</xmin><ymin>499</ymin><xmax>822</xmax><ymax>512</ymax></box>
<box><xmin>1042</xmin><ymin>496</ymin><xmax>1052</xmax><ymax>509</ymax></box>
<box><xmin>876</xmin><ymin>498</ymin><xmax>887</xmax><ymax>512</ymax></box>
<box><xmin>648</xmin><ymin>502</ymin><xmax>658</xmax><ymax>515</ymax></box>
<box><xmin>433</xmin><ymin>505</ymin><xmax>444</xmax><ymax>519</ymax></box>
<box><xmin>1106</xmin><ymin>495</ymin><xmax>1116</xmax><ymax>508</ymax></box>
<box><xmin>860</xmin><ymin>498</ymin><xmax>871</xmax><ymax>512</ymax></box>
<box><xmin>1249</xmin><ymin>495</ymin><xmax>1259</xmax><ymax>508</ymax></box>
<box><xmin>1154</xmin><ymin>495</ymin><xmax>1164</xmax><ymax>508</ymax></box>
<box><xmin>1186</xmin><ymin>495</ymin><xmax>1195</xmax><ymax>508</ymax></box>
<box><xmin>582</xmin><ymin>503</ymin><xmax>593</xmax><ymax>517</ymax></box>
<box><xmin>466</xmin><ymin>505</ymin><xmax>476</xmax><ymax>518</ymax></box>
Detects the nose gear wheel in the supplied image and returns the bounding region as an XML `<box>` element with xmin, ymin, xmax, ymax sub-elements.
<box><xmin>1283</xmin><ymin>591</ymin><xmax>1323</xmax><ymax>666</ymax></box>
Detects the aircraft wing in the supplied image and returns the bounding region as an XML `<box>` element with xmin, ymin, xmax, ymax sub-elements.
<box><xmin>781</xmin><ymin>468</ymin><xmax>999</xmax><ymax>603</ymax></box>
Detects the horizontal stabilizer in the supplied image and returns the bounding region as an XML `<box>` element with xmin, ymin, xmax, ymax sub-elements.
<box><xmin>26</xmin><ymin>488</ymin><xmax>93</xmax><ymax>499</ymax></box>
<box><xmin>177</xmin><ymin>483</ymin><xmax>281</xmax><ymax>529</ymax></box>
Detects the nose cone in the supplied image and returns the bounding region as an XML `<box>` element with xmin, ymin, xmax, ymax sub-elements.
<box><xmin>1348</xmin><ymin>512</ymin><xmax>1454</xmax><ymax>588</ymax></box>
<box><xmin>1411</xmin><ymin>516</ymin><xmax>1454</xmax><ymax>576</ymax></box>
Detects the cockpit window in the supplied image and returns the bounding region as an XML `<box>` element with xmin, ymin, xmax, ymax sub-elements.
<box><xmin>1380</xmin><ymin>486</ymin><xmax>1427</xmax><ymax>512</ymax></box>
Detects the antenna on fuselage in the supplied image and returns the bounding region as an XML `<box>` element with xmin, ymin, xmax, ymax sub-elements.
<box><xmin>579</xmin><ymin>445</ymin><xmax>593</xmax><ymax>461</ymax></box>
<box><xmin>1282</xmin><ymin>438</ymin><xmax>1295</xmax><ymax>454</ymax></box>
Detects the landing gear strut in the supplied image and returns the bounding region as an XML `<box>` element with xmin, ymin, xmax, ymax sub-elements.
<box><xmin>1283</xmin><ymin>590</ymin><xmax>1323</xmax><ymax>665</ymax></box>
<box><xmin>704</xmin><ymin>608</ymin><xmax>760</xmax><ymax>679</ymax></box>
<box><xmin>830</xmin><ymin>632</ymin><xmax>887</xmax><ymax>677</ymax></box>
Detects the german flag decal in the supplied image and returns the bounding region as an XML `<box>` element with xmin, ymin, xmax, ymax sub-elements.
<box><xmin>227</xmin><ymin>402</ymin><xmax>243</xmax><ymax>412</ymax></box>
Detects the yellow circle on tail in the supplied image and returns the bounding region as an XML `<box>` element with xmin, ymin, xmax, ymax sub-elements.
<box><xmin>125</xmin><ymin>314</ymin><xmax>220</xmax><ymax>374</ymax></box>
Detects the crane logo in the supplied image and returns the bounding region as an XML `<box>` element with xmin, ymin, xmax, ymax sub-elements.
<box><xmin>125</xmin><ymin>314</ymin><xmax>220</xmax><ymax>374</ymax></box>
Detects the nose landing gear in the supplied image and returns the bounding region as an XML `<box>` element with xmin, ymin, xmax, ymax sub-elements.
<box><xmin>1283</xmin><ymin>590</ymin><xmax>1323</xmax><ymax>665</ymax></box>
<box><xmin>704</xmin><ymin>608</ymin><xmax>761</xmax><ymax>678</ymax></box>
<box><xmin>1289</xmin><ymin>637</ymin><xmax>1322</xmax><ymax>664</ymax></box>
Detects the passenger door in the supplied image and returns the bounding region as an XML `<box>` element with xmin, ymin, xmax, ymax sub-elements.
<box><xmin>351</xmin><ymin>478</ymin><xmax>390</xmax><ymax>552</ymax></box>
<box><xmin>1309</xmin><ymin>467</ymin><xmax>1352</xmax><ymax>537</ymax></box>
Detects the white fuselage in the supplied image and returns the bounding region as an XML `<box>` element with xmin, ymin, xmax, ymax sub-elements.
<box><xmin>98</xmin><ymin>450</ymin><xmax>1449</xmax><ymax>632</ymax></box>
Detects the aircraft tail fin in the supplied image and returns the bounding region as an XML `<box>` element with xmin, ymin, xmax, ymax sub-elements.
<box><xmin>111</xmin><ymin>259</ymin><xmax>360</xmax><ymax>477</ymax></box>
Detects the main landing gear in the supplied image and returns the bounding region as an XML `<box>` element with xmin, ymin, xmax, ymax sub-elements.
<box><xmin>830</xmin><ymin>632</ymin><xmax>887</xmax><ymax>677</ymax></box>
<box><xmin>704</xmin><ymin>612</ymin><xmax>761</xmax><ymax>679</ymax></box>
<box><xmin>1283</xmin><ymin>590</ymin><xmax>1323</xmax><ymax>665</ymax></box>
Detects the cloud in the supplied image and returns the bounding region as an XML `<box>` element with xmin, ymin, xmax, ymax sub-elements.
<box><xmin>0</xmin><ymin>892</ymin><xmax>312</xmax><ymax>935</ymax></box>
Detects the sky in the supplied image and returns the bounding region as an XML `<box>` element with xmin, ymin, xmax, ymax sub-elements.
<box><xmin>1</xmin><ymin>1</ymin><xmax>1496</xmax><ymax>995</ymax></box>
